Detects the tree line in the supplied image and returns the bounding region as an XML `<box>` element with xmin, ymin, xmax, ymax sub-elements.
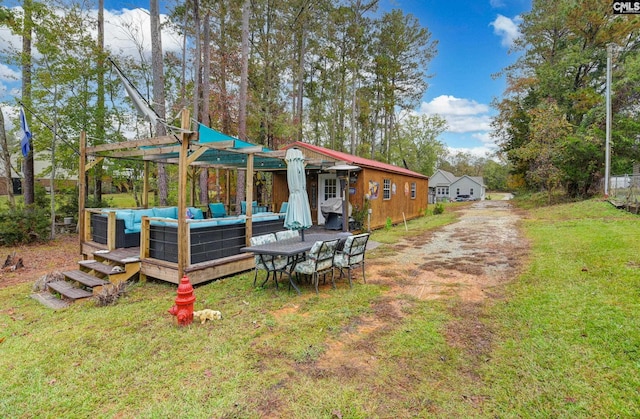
<box><xmin>2</xmin><ymin>0</ymin><xmax>493</xmax><ymax>213</ymax></box>
<box><xmin>492</xmin><ymin>0</ymin><xmax>640</xmax><ymax>200</ymax></box>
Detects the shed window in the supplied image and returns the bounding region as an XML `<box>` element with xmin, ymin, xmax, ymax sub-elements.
<box><xmin>324</xmin><ymin>178</ymin><xmax>337</xmax><ymax>200</ymax></box>
<box><xmin>411</xmin><ymin>182</ymin><xmax>416</xmax><ymax>199</ymax></box>
<box><xmin>383</xmin><ymin>179</ymin><xmax>391</xmax><ymax>200</ymax></box>
<box><xmin>470</xmin><ymin>188</ymin><xmax>474</xmax><ymax>196</ymax></box>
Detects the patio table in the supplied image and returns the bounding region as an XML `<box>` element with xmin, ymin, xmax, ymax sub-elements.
<box><xmin>241</xmin><ymin>233</ymin><xmax>348</xmax><ymax>294</ymax></box>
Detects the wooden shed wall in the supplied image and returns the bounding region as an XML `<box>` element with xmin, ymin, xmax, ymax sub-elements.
<box><xmin>271</xmin><ymin>167</ymin><xmax>428</xmax><ymax>231</ymax></box>
<box><xmin>357</xmin><ymin>168</ymin><xmax>428</xmax><ymax>230</ymax></box>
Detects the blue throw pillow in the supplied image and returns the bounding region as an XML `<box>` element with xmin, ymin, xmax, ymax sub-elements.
<box><xmin>188</xmin><ymin>207</ymin><xmax>204</xmax><ymax>220</ymax></box>
<box><xmin>209</xmin><ymin>203</ymin><xmax>227</xmax><ymax>218</ymax></box>
<box><xmin>240</xmin><ymin>201</ymin><xmax>258</xmax><ymax>215</ymax></box>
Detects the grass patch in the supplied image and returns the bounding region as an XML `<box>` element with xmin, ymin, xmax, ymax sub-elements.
<box><xmin>2</xmin><ymin>198</ymin><xmax>639</xmax><ymax>416</ymax></box>
<box><xmin>480</xmin><ymin>199</ymin><xmax>640</xmax><ymax>416</ymax></box>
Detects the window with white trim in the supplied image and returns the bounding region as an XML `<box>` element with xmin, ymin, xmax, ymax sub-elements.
<box><xmin>411</xmin><ymin>182</ymin><xmax>416</xmax><ymax>199</ymax></box>
<box><xmin>324</xmin><ymin>178</ymin><xmax>337</xmax><ymax>200</ymax></box>
<box><xmin>383</xmin><ymin>179</ymin><xmax>391</xmax><ymax>200</ymax></box>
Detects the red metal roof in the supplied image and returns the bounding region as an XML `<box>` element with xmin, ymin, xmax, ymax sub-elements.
<box><xmin>285</xmin><ymin>141</ymin><xmax>429</xmax><ymax>180</ymax></box>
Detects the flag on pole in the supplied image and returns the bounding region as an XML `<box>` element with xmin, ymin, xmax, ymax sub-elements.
<box><xmin>111</xmin><ymin>61</ymin><xmax>159</xmax><ymax>126</ymax></box>
<box><xmin>19</xmin><ymin>107</ymin><xmax>32</xmax><ymax>157</ymax></box>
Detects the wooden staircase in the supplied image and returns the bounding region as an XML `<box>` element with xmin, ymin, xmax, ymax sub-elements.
<box><xmin>47</xmin><ymin>248</ymin><xmax>141</xmax><ymax>303</ymax></box>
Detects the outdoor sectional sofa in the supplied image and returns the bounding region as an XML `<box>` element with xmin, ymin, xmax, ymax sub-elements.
<box><xmin>90</xmin><ymin>205</ymin><xmax>287</xmax><ymax>265</ymax></box>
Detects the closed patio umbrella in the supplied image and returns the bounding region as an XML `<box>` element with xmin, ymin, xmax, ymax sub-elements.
<box><xmin>284</xmin><ymin>148</ymin><xmax>312</xmax><ymax>240</ymax></box>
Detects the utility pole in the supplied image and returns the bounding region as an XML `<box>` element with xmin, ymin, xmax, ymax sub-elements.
<box><xmin>605</xmin><ymin>44</ymin><xmax>612</xmax><ymax>198</ymax></box>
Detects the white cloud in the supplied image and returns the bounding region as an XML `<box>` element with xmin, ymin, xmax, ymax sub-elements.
<box><xmin>447</xmin><ymin>145</ymin><xmax>496</xmax><ymax>158</ymax></box>
<box><xmin>490</xmin><ymin>14</ymin><xmax>521</xmax><ymax>48</ymax></box>
<box><xmin>419</xmin><ymin>95</ymin><xmax>492</xmax><ymax>133</ymax></box>
<box><xmin>489</xmin><ymin>0</ymin><xmax>506</xmax><ymax>8</ymax></box>
<box><xmin>102</xmin><ymin>8</ymin><xmax>183</xmax><ymax>58</ymax></box>
<box><xmin>0</xmin><ymin>63</ymin><xmax>21</xmax><ymax>82</ymax></box>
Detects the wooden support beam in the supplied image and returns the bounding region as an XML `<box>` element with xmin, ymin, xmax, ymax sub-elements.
<box><xmin>245</xmin><ymin>153</ymin><xmax>254</xmax><ymax>247</ymax></box>
<box><xmin>85</xmin><ymin>156</ymin><xmax>104</xmax><ymax>171</ymax></box>
<box><xmin>86</xmin><ymin>135</ymin><xmax>178</xmax><ymax>153</ymax></box>
<box><xmin>177</xmin><ymin>109</ymin><xmax>190</xmax><ymax>279</ymax></box>
<box><xmin>78</xmin><ymin>131</ymin><xmax>87</xmax><ymax>255</ymax></box>
<box><xmin>107</xmin><ymin>211</ymin><xmax>116</xmax><ymax>251</ymax></box>
<box><xmin>106</xmin><ymin>145</ymin><xmax>182</xmax><ymax>158</ymax></box>
<box><xmin>194</xmin><ymin>140</ymin><xmax>235</xmax><ymax>150</ymax></box>
<box><xmin>187</xmin><ymin>146</ymin><xmax>208</xmax><ymax>165</ymax></box>
<box><xmin>143</xmin><ymin>161</ymin><xmax>149</xmax><ymax>208</ymax></box>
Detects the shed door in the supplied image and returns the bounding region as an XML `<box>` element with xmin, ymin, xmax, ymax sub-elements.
<box><xmin>317</xmin><ymin>174</ymin><xmax>338</xmax><ymax>225</ymax></box>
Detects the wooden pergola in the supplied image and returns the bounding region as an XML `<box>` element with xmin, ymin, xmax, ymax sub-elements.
<box><xmin>78</xmin><ymin>109</ymin><xmax>288</xmax><ymax>282</ymax></box>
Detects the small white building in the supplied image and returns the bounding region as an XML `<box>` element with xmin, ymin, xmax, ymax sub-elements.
<box><xmin>428</xmin><ymin>169</ymin><xmax>486</xmax><ymax>203</ymax></box>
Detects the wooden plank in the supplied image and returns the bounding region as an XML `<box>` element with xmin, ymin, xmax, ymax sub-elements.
<box><xmin>86</xmin><ymin>135</ymin><xmax>178</xmax><ymax>153</ymax></box>
<box><xmin>93</xmin><ymin>248</ymin><xmax>140</xmax><ymax>264</ymax></box>
<box><xmin>79</xmin><ymin>132</ymin><xmax>87</xmax><ymax>255</ymax></box>
<box><xmin>107</xmin><ymin>145</ymin><xmax>182</xmax><ymax>158</ymax></box>
<box><xmin>177</xmin><ymin>109</ymin><xmax>190</xmax><ymax>280</ymax></box>
<box><xmin>47</xmin><ymin>281</ymin><xmax>93</xmax><ymax>300</ymax></box>
<box><xmin>85</xmin><ymin>156</ymin><xmax>104</xmax><ymax>171</ymax></box>
<box><xmin>63</xmin><ymin>270</ymin><xmax>110</xmax><ymax>288</ymax></box>
<box><xmin>186</xmin><ymin>256</ymin><xmax>254</xmax><ymax>285</ymax></box>
<box><xmin>245</xmin><ymin>153</ymin><xmax>254</xmax><ymax>246</ymax></box>
<box><xmin>78</xmin><ymin>260</ymin><xmax>117</xmax><ymax>276</ymax></box>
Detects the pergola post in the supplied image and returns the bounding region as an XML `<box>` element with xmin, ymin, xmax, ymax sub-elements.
<box><xmin>177</xmin><ymin>109</ymin><xmax>191</xmax><ymax>279</ymax></box>
<box><xmin>78</xmin><ymin>131</ymin><xmax>86</xmax><ymax>255</ymax></box>
<box><xmin>142</xmin><ymin>160</ymin><xmax>149</xmax><ymax>208</ymax></box>
<box><xmin>245</xmin><ymin>153</ymin><xmax>254</xmax><ymax>246</ymax></box>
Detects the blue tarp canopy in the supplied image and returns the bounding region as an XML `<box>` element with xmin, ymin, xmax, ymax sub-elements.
<box><xmin>194</xmin><ymin>124</ymin><xmax>285</xmax><ymax>169</ymax></box>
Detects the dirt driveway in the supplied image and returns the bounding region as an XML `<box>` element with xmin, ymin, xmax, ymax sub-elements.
<box><xmin>369</xmin><ymin>198</ymin><xmax>525</xmax><ymax>302</ymax></box>
<box><xmin>316</xmin><ymin>199</ymin><xmax>528</xmax><ymax>378</ymax></box>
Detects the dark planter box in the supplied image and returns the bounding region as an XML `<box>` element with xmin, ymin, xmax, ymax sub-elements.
<box><xmin>91</xmin><ymin>214</ymin><xmax>140</xmax><ymax>248</ymax></box>
<box><xmin>149</xmin><ymin>218</ymin><xmax>285</xmax><ymax>264</ymax></box>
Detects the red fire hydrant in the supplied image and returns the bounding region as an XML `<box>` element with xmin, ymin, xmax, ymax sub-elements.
<box><xmin>168</xmin><ymin>275</ymin><xmax>196</xmax><ymax>326</ymax></box>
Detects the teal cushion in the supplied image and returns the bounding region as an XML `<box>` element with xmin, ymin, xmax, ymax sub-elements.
<box><xmin>209</xmin><ymin>203</ymin><xmax>227</xmax><ymax>218</ymax></box>
<box><xmin>153</xmin><ymin>207</ymin><xmax>177</xmax><ymax>219</ymax></box>
<box><xmin>240</xmin><ymin>201</ymin><xmax>257</xmax><ymax>215</ymax></box>
<box><xmin>216</xmin><ymin>217</ymin><xmax>244</xmax><ymax>226</ymax></box>
<box><xmin>279</xmin><ymin>202</ymin><xmax>288</xmax><ymax>213</ymax></box>
<box><xmin>188</xmin><ymin>207</ymin><xmax>204</xmax><ymax>220</ymax></box>
<box><xmin>188</xmin><ymin>220</ymin><xmax>219</xmax><ymax>229</ymax></box>
<box><xmin>133</xmin><ymin>209</ymin><xmax>154</xmax><ymax>223</ymax></box>
<box><xmin>115</xmin><ymin>210</ymin><xmax>135</xmax><ymax>230</ymax></box>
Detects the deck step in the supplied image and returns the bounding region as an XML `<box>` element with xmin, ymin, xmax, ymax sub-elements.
<box><xmin>47</xmin><ymin>281</ymin><xmax>93</xmax><ymax>300</ymax></box>
<box><xmin>63</xmin><ymin>270</ymin><xmax>110</xmax><ymax>288</ymax></box>
<box><xmin>78</xmin><ymin>260</ymin><xmax>119</xmax><ymax>276</ymax></box>
<box><xmin>93</xmin><ymin>248</ymin><xmax>140</xmax><ymax>264</ymax></box>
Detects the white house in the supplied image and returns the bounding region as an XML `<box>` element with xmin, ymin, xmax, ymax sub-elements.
<box><xmin>428</xmin><ymin>169</ymin><xmax>486</xmax><ymax>203</ymax></box>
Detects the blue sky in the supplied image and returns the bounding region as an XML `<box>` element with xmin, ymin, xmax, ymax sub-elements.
<box><xmin>382</xmin><ymin>0</ymin><xmax>531</xmax><ymax>157</ymax></box>
<box><xmin>1</xmin><ymin>0</ymin><xmax>530</xmax><ymax>157</ymax></box>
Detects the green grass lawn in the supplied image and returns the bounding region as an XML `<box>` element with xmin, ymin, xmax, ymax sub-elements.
<box><xmin>1</xmin><ymin>199</ymin><xmax>639</xmax><ymax>417</ymax></box>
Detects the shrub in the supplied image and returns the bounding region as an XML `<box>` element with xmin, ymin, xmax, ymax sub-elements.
<box><xmin>0</xmin><ymin>205</ymin><xmax>52</xmax><ymax>246</ymax></box>
<box><xmin>93</xmin><ymin>282</ymin><xmax>129</xmax><ymax>306</ymax></box>
<box><xmin>433</xmin><ymin>202</ymin><xmax>445</xmax><ymax>215</ymax></box>
<box><xmin>385</xmin><ymin>217</ymin><xmax>393</xmax><ymax>230</ymax></box>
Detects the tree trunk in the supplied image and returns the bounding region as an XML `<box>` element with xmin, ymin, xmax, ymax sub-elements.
<box><xmin>151</xmin><ymin>0</ymin><xmax>168</xmax><ymax>205</ymax></box>
<box><xmin>22</xmin><ymin>0</ymin><xmax>34</xmax><ymax>206</ymax></box>
<box><xmin>94</xmin><ymin>0</ymin><xmax>105</xmax><ymax>204</ymax></box>
<box><xmin>236</xmin><ymin>0</ymin><xmax>251</xmax><ymax>214</ymax></box>
<box><xmin>238</xmin><ymin>0</ymin><xmax>250</xmax><ymax>141</ymax></box>
<box><xmin>200</xmin><ymin>10</ymin><xmax>211</xmax><ymax>205</ymax></box>
<box><xmin>0</xmin><ymin>108</ymin><xmax>15</xmax><ymax>208</ymax></box>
